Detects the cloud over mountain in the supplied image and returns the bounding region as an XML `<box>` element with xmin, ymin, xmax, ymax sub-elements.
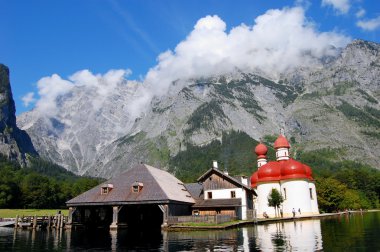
<box><xmin>25</xmin><ymin>6</ymin><xmax>350</xmax><ymax>118</ymax></box>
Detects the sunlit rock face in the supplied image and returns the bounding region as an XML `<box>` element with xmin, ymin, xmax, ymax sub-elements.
<box><xmin>17</xmin><ymin>40</ymin><xmax>380</xmax><ymax>177</ymax></box>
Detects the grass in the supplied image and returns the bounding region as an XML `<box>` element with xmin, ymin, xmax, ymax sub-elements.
<box><xmin>174</xmin><ymin>220</ymin><xmax>240</xmax><ymax>227</ymax></box>
<box><xmin>0</xmin><ymin>209</ymin><xmax>69</xmax><ymax>218</ymax></box>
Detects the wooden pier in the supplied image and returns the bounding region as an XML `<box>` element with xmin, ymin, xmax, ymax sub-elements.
<box><xmin>10</xmin><ymin>214</ymin><xmax>68</xmax><ymax>230</ymax></box>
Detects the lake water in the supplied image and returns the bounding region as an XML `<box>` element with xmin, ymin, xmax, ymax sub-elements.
<box><xmin>0</xmin><ymin>211</ymin><xmax>379</xmax><ymax>251</ymax></box>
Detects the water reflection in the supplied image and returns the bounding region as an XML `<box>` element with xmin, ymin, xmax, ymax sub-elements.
<box><xmin>254</xmin><ymin>220</ymin><xmax>322</xmax><ymax>251</ymax></box>
<box><xmin>0</xmin><ymin>212</ymin><xmax>378</xmax><ymax>251</ymax></box>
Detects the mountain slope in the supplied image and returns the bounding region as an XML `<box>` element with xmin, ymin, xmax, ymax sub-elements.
<box><xmin>17</xmin><ymin>40</ymin><xmax>380</xmax><ymax>177</ymax></box>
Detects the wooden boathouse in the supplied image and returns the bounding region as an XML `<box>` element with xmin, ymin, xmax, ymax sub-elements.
<box><xmin>66</xmin><ymin>163</ymin><xmax>194</xmax><ymax>230</ymax></box>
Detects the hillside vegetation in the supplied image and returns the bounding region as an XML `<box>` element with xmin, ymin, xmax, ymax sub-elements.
<box><xmin>0</xmin><ymin>155</ymin><xmax>103</xmax><ymax>209</ymax></box>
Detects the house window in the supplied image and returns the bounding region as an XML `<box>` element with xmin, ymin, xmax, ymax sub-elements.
<box><xmin>231</xmin><ymin>191</ymin><xmax>236</xmax><ymax>198</ymax></box>
<box><xmin>310</xmin><ymin>188</ymin><xmax>313</xmax><ymax>199</ymax></box>
<box><xmin>132</xmin><ymin>181</ymin><xmax>143</xmax><ymax>193</ymax></box>
<box><xmin>101</xmin><ymin>187</ymin><xmax>109</xmax><ymax>194</ymax></box>
<box><xmin>133</xmin><ymin>185</ymin><xmax>139</xmax><ymax>192</ymax></box>
<box><xmin>100</xmin><ymin>184</ymin><xmax>113</xmax><ymax>195</ymax></box>
<box><xmin>283</xmin><ymin>188</ymin><xmax>287</xmax><ymax>200</ymax></box>
<box><xmin>208</xmin><ymin>192</ymin><xmax>212</xmax><ymax>199</ymax></box>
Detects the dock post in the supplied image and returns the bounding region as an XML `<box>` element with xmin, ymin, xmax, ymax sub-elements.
<box><xmin>110</xmin><ymin>206</ymin><xmax>119</xmax><ymax>230</ymax></box>
<box><xmin>15</xmin><ymin>215</ymin><xmax>19</xmax><ymax>229</ymax></box>
<box><xmin>33</xmin><ymin>215</ymin><xmax>37</xmax><ymax>229</ymax></box>
<box><xmin>57</xmin><ymin>214</ymin><xmax>61</xmax><ymax>229</ymax></box>
<box><xmin>47</xmin><ymin>215</ymin><xmax>51</xmax><ymax>229</ymax></box>
<box><xmin>59</xmin><ymin>215</ymin><xmax>64</xmax><ymax>229</ymax></box>
<box><xmin>65</xmin><ymin>207</ymin><xmax>75</xmax><ymax>230</ymax></box>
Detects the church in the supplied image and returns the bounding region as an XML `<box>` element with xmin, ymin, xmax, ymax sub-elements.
<box><xmin>250</xmin><ymin>134</ymin><xmax>319</xmax><ymax>218</ymax></box>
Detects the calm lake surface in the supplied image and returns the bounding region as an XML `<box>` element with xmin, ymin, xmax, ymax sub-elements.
<box><xmin>0</xmin><ymin>211</ymin><xmax>379</xmax><ymax>251</ymax></box>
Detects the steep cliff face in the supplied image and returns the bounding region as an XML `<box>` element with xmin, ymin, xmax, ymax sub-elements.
<box><xmin>0</xmin><ymin>64</ymin><xmax>37</xmax><ymax>165</ymax></box>
<box><xmin>17</xmin><ymin>40</ymin><xmax>380</xmax><ymax>177</ymax></box>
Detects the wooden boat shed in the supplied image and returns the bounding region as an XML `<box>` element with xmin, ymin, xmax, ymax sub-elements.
<box><xmin>66</xmin><ymin>163</ymin><xmax>194</xmax><ymax>230</ymax></box>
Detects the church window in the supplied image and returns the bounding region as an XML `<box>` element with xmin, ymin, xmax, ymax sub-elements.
<box><xmin>309</xmin><ymin>188</ymin><xmax>313</xmax><ymax>199</ymax></box>
<box><xmin>283</xmin><ymin>188</ymin><xmax>287</xmax><ymax>200</ymax></box>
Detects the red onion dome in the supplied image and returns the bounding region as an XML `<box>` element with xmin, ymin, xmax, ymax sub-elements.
<box><xmin>254</xmin><ymin>143</ymin><xmax>268</xmax><ymax>158</ymax></box>
<box><xmin>257</xmin><ymin>161</ymin><xmax>282</xmax><ymax>182</ymax></box>
<box><xmin>274</xmin><ymin>135</ymin><xmax>290</xmax><ymax>149</ymax></box>
<box><xmin>250</xmin><ymin>171</ymin><xmax>258</xmax><ymax>188</ymax></box>
<box><xmin>303</xmin><ymin>164</ymin><xmax>314</xmax><ymax>180</ymax></box>
<box><xmin>281</xmin><ymin>159</ymin><xmax>308</xmax><ymax>180</ymax></box>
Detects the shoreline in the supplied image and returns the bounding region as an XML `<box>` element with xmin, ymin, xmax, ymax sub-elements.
<box><xmin>165</xmin><ymin>210</ymin><xmax>380</xmax><ymax>231</ymax></box>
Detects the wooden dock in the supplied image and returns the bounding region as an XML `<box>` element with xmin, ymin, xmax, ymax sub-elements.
<box><xmin>3</xmin><ymin>214</ymin><xmax>69</xmax><ymax>230</ymax></box>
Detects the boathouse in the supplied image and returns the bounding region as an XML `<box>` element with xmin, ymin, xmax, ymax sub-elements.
<box><xmin>66</xmin><ymin>163</ymin><xmax>194</xmax><ymax>229</ymax></box>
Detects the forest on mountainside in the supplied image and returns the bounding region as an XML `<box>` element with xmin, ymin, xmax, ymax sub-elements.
<box><xmin>169</xmin><ymin>130</ymin><xmax>380</xmax><ymax>212</ymax></box>
<box><xmin>0</xmin><ymin>155</ymin><xmax>102</xmax><ymax>209</ymax></box>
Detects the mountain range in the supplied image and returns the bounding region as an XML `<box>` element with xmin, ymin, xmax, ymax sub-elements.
<box><xmin>15</xmin><ymin>39</ymin><xmax>380</xmax><ymax>178</ymax></box>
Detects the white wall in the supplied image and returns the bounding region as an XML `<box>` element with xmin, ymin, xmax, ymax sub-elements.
<box><xmin>256</xmin><ymin>182</ymin><xmax>281</xmax><ymax>218</ymax></box>
<box><xmin>282</xmin><ymin>180</ymin><xmax>311</xmax><ymax>217</ymax></box>
<box><xmin>204</xmin><ymin>188</ymin><xmax>249</xmax><ymax>220</ymax></box>
<box><xmin>309</xmin><ymin>182</ymin><xmax>320</xmax><ymax>214</ymax></box>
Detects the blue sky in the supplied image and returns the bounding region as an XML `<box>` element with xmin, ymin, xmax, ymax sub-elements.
<box><xmin>1</xmin><ymin>0</ymin><xmax>379</xmax><ymax>115</ymax></box>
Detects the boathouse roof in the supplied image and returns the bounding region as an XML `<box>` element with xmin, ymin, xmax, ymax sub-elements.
<box><xmin>67</xmin><ymin>163</ymin><xmax>195</xmax><ymax>206</ymax></box>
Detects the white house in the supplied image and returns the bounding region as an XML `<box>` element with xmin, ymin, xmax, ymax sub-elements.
<box><xmin>190</xmin><ymin>161</ymin><xmax>256</xmax><ymax>220</ymax></box>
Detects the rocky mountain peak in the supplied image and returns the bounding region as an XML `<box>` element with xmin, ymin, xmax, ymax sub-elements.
<box><xmin>0</xmin><ymin>64</ymin><xmax>17</xmax><ymax>132</ymax></box>
<box><xmin>0</xmin><ymin>64</ymin><xmax>37</xmax><ymax>165</ymax></box>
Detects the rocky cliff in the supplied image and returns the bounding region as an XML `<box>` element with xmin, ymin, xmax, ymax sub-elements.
<box><xmin>17</xmin><ymin>40</ymin><xmax>380</xmax><ymax>177</ymax></box>
<box><xmin>0</xmin><ymin>64</ymin><xmax>37</xmax><ymax>165</ymax></box>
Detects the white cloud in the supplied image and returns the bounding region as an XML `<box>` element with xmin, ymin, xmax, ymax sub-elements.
<box><xmin>355</xmin><ymin>8</ymin><xmax>366</xmax><ymax>18</ymax></box>
<box><xmin>33</xmin><ymin>69</ymin><xmax>132</xmax><ymax>117</ymax></box>
<box><xmin>322</xmin><ymin>0</ymin><xmax>350</xmax><ymax>14</ymax></box>
<box><xmin>357</xmin><ymin>16</ymin><xmax>380</xmax><ymax>31</ymax></box>
<box><xmin>21</xmin><ymin>92</ymin><xmax>36</xmax><ymax>107</ymax></box>
<box><xmin>140</xmin><ymin>7</ymin><xmax>350</xmax><ymax>111</ymax></box>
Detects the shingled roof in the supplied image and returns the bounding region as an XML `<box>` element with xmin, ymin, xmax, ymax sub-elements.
<box><xmin>67</xmin><ymin>164</ymin><xmax>195</xmax><ymax>206</ymax></box>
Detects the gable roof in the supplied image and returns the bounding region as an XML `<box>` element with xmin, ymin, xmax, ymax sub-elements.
<box><xmin>67</xmin><ymin>164</ymin><xmax>195</xmax><ymax>206</ymax></box>
<box><xmin>185</xmin><ymin>183</ymin><xmax>203</xmax><ymax>200</ymax></box>
<box><xmin>197</xmin><ymin>167</ymin><xmax>252</xmax><ymax>191</ymax></box>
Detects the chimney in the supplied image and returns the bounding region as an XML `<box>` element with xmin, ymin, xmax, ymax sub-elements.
<box><xmin>212</xmin><ymin>160</ymin><xmax>218</xmax><ymax>169</ymax></box>
<box><xmin>241</xmin><ymin>176</ymin><xmax>248</xmax><ymax>185</ymax></box>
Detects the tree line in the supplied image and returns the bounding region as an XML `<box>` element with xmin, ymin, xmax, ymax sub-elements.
<box><xmin>0</xmin><ymin>155</ymin><xmax>102</xmax><ymax>209</ymax></box>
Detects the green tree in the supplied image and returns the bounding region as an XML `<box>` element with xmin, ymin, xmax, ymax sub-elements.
<box><xmin>316</xmin><ymin>177</ymin><xmax>347</xmax><ymax>212</ymax></box>
<box><xmin>268</xmin><ymin>188</ymin><xmax>284</xmax><ymax>217</ymax></box>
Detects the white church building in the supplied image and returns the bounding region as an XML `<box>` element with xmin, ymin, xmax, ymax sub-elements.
<box><xmin>250</xmin><ymin>134</ymin><xmax>319</xmax><ymax>218</ymax></box>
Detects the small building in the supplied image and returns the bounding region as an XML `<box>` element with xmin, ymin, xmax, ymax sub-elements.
<box><xmin>66</xmin><ymin>163</ymin><xmax>194</xmax><ymax>229</ymax></box>
<box><xmin>189</xmin><ymin>161</ymin><xmax>256</xmax><ymax>220</ymax></box>
<box><xmin>250</xmin><ymin>135</ymin><xmax>320</xmax><ymax>218</ymax></box>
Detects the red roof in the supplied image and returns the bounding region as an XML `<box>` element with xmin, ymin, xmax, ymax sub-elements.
<box><xmin>274</xmin><ymin>135</ymin><xmax>290</xmax><ymax>149</ymax></box>
<box><xmin>281</xmin><ymin>159</ymin><xmax>308</xmax><ymax>180</ymax></box>
<box><xmin>254</xmin><ymin>143</ymin><xmax>268</xmax><ymax>157</ymax></box>
<box><xmin>257</xmin><ymin>161</ymin><xmax>282</xmax><ymax>182</ymax></box>
<box><xmin>250</xmin><ymin>159</ymin><xmax>314</xmax><ymax>188</ymax></box>
<box><xmin>250</xmin><ymin>171</ymin><xmax>258</xmax><ymax>188</ymax></box>
<box><xmin>303</xmin><ymin>164</ymin><xmax>314</xmax><ymax>180</ymax></box>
